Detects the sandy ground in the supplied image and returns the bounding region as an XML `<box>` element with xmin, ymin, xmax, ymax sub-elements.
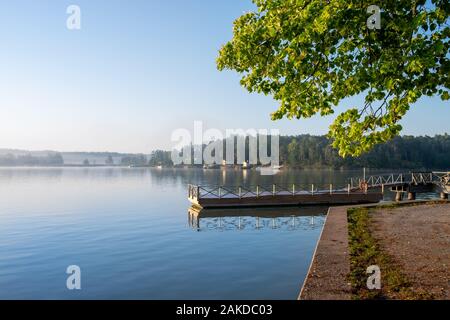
<box><xmin>370</xmin><ymin>203</ymin><xmax>450</xmax><ymax>299</ymax></box>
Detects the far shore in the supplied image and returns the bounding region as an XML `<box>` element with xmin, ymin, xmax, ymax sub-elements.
<box><xmin>0</xmin><ymin>165</ymin><xmax>448</xmax><ymax>171</ymax></box>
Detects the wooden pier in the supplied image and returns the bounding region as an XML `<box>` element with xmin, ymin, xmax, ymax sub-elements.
<box><xmin>187</xmin><ymin>172</ymin><xmax>449</xmax><ymax>209</ymax></box>
<box><xmin>188</xmin><ymin>184</ymin><xmax>383</xmax><ymax>209</ymax></box>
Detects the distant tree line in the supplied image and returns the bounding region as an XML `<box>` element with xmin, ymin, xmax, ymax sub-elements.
<box><xmin>150</xmin><ymin>134</ymin><xmax>450</xmax><ymax>170</ymax></box>
<box><xmin>0</xmin><ymin>153</ymin><xmax>64</xmax><ymax>166</ymax></box>
<box><xmin>120</xmin><ymin>154</ymin><xmax>148</xmax><ymax>167</ymax></box>
<box><xmin>148</xmin><ymin>150</ymin><xmax>173</xmax><ymax>167</ymax></box>
<box><xmin>2</xmin><ymin>134</ymin><xmax>447</xmax><ymax>169</ymax></box>
<box><xmin>279</xmin><ymin>134</ymin><xmax>450</xmax><ymax>169</ymax></box>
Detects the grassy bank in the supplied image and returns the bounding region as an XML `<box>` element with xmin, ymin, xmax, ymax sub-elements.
<box><xmin>347</xmin><ymin>206</ymin><xmax>434</xmax><ymax>300</ymax></box>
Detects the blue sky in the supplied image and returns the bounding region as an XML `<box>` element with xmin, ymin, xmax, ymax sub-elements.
<box><xmin>0</xmin><ymin>0</ymin><xmax>448</xmax><ymax>153</ymax></box>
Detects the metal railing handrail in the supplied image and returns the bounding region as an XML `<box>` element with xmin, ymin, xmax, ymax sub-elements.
<box><xmin>188</xmin><ymin>171</ymin><xmax>449</xmax><ymax>200</ymax></box>
<box><xmin>188</xmin><ymin>182</ymin><xmax>365</xmax><ymax>200</ymax></box>
<box><xmin>348</xmin><ymin>171</ymin><xmax>449</xmax><ymax>189</ymax></box>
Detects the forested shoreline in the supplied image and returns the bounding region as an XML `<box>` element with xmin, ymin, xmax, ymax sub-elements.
<box><xmin>278</xmin><ymin>134</ymin><xmax>450</xmax><ymax>169</ymax></box>
<box><xmin>1</xmin><ymin>134</ymin><xmax>449</xmax><ymax>169</ymax></box>
<box><xmin>150</xmin><ymin>134</ymin><xmax>450</xmax><ymax>170</ymax></box>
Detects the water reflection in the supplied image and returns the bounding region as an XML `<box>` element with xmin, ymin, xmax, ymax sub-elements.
<box><xmin>0</xmin><ymin>167</ymin><xmax>332</xmax><ymax>299</ymax></box>
<box><xmin>188</xmin><ymin>206</ymin><xmax>326</xmax><ymax>232</ymax></box>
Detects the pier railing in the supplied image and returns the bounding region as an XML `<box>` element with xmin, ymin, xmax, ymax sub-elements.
<box><xmin>349</xmin><ymin>173</ymin><xmax>405</xmax><ymax>190</ymax></box>
<box><xmin>188</xmin><ymin>183</ymin><xmax>371</xmax><ymax>200</ymax></box>
<box><xmin>349</xmin><ymin>171</ymin><xmax>449</xmax><ymax>189</ymax></box>
<box><xmin>433</xmin><ymin>171</ymin><xmax>450</xmax><ymax>188</ymax></box>
<box><xmin>188</xmin><ymin>172</ymin><xmax>449</xmax><ymax>201</ymax></box>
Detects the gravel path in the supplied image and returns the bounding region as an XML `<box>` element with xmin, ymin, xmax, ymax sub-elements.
<box><xmin>370</xmin><ymin>203</ymin><xmax>450</xmax><ymax>299</ymax></box>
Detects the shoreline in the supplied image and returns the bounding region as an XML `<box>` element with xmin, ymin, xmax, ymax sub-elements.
<box><xmin>298</xmin><ymin>206</ymin><xmax>352</xmax><ymax>300</ymax></box>
<box><xmin>299</xmin><ymin>200</ymin><xmax>450</xmax><ymax>300</ymax></box>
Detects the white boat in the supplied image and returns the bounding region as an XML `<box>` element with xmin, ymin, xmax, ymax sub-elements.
<box><xmin>256</xmin><ymin>165</ymin><xmax>282</xmax><ymax>175</ymax></box>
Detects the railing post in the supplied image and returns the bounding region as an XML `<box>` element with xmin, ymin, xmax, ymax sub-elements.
<box><xmin>219</xmin><ymin>187</ymin><xmax>222</xmax><ymax>199</ymax></box>
<box><xmin>348</xmin><ymin>184</ymin><xmax>350</xmax><ymax>195</ymax></box>
<box><xmin>381</xmin><ymin>184</ymin><xmax>384</xmax><ymax>194</ymax></box>
<box><xmin>292</xmin><ymin>184</ymin><xmax>295</xmax><ymax>195</ymax></box>
<box><xmin>239</xmin><ymin>186</ymin><xmax>242</xmax><ymax>199</ymax></box>
<box><xmin>330</xmin><ymin>184</ymin><xmax>333</xmax><ymax>195</ymax></box>
<box><xmin>256</xmin><ymin>185</ymin><xmax>259</xmax><ymax>198</ymax></box>
<box><xmin>311</xmin><ymin>184</ymin><xmax>314</xmax><ymax>195</ymax></box>
<box><xmin>272</xmin><ymin>184</ymin><xmax>276</xmax><ymax>196</ymax></box>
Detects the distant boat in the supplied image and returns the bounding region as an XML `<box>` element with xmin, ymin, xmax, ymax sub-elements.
<box><xmin>156</xmin><ymin>165</ymin><xmax>163</xmax><ymax>169</ymax></box>
<box><xmin>256</xmin><ymin>165</ymin><xmax>283</xmax><ymax>170</ymax></box>
<box><xmin>203</xmin><ymin>164</ymin><xmax>219</xmax><ymax>169</ymax></box>
<box><xmin>256</xmin><ymin>165</ymin><xmax>283</xmax><ymax>175</ymax></box>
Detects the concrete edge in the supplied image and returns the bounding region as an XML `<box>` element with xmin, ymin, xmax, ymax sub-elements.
<box><xmin>298</xmin><ymin>206</ymin><xmax>351</xmax><ymax>300</ymax></box>
<box><xmin>297</xmin><ymin>206</ymin><xmax>331</xmax><ymax>299</ymax></box>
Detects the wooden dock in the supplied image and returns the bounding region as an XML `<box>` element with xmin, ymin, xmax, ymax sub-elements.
<box><xmin>187</xmin><ymin>172</ymin><xmax>449</xmax><ymax>209</ymax></box>
<box><xmin>188</xmin><ymin>184</ymin><xmax>383</xmax><ymax>209</ymax></box>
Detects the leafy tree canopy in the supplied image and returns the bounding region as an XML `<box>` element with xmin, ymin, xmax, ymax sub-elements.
<box><xmin>217</xmin><ymin>0</ymin><xmax>449</xmax><ymax>156</ymax></box>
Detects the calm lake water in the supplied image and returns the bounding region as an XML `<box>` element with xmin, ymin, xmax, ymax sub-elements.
<box><xmin>0</xmin><ymin>167</ymin><xmax>425</xmax><ymax>299</ymax></box>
